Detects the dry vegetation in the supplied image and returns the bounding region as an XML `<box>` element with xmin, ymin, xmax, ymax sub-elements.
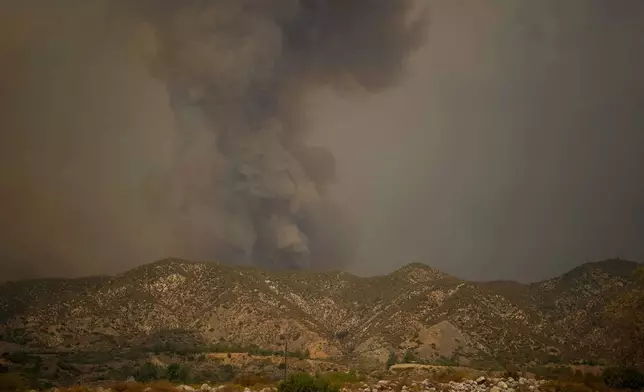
<box><xmin>3</xmin><ymin>259</ymin><xmax>642</xmax><ymax>371</ymax></box>
<box><xmin>2</xmin><ymin>260</ymin><xmax>644</xmax><ymax>391</ymax></box>
<box><xmin>2</xmin><ymin>363</ymin><xmax>644</xmax><ymax>392</ymax></box>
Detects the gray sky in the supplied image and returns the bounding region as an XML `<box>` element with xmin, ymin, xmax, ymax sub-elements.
<box><xmin>308</xmin><ymin>0</ymin><xmax>644</xmax><ymax>281</ymax></box>
<box><xmin>1</xmin><ymin>0</ymin><xmax>643</xmax><ymax>282</ymax></box>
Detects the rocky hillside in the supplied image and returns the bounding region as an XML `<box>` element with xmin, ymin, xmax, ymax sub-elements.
<box><xmin>0</xmin><ymin>259</ymin><xmax>641</xmax><ymax>367</ymax></box>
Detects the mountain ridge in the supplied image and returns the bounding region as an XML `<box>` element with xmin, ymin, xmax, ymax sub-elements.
<box><xmin>1</xmin><ymin>258</ymin><xmax>642</xmax><ymax>368</ymax></box>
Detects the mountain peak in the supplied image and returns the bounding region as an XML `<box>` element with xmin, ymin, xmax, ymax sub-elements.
<box><xmin>392</xmin><ymin>262</ymin><xmax>452</xmax><ymax>282</ymax></box>
<box><xmin>562</xmin><ymin>258</ymin><xmax>641</xmax><ymax>280</ymax></box>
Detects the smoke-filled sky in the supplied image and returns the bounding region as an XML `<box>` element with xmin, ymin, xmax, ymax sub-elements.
<box><xmin>1</xmin><ymin>0</ymin><xmax>643</xmax><ymax>283</ymax></box>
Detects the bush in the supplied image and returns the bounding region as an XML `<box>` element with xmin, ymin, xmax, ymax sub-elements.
<box><xmin>278</xmin><ymin>373</ymin><xmax>339</xmax><ymax>392</ymax></box>
<box><xmin>216</xmin><ymin>364</ymin><xmax>237</xmax><ymax>382</ymax></box>
<box><xmin>135</xmin><ymin>362</ymin><xmax>163</xmax><ymax>382</ymax></box>
<box><xmin>3</xmin><ymin>352</ymin><xmax>37</xmax><ymax>365</ymax></box>
<box><xmin>402</xmin><ymin>350</ymin><xmax>416</xmax><ymax>363</ymax></box>
<box><xmin>504</xmin><ymin>363</ymin><xmax>520</xmax><ymax>379</ymax></box>
<box><xmin>434</xmin><ymin>356</ymin><xmax>459</xmax><ymax>367</ymax></box>
<box><xmin>528</xmin><ymin>366</ymin><xmax>575</xmax><ymax>381</ymax></box>
<box><xmin>165</xmin><ymin>363</ymin><xmax>192</xmax><ymax>383</ymax></box>
<box><xmin>334</xmin><ymin>331</ymin><xmax>349</xmax><ymax>340</ymax></box>
<box><xmin>386</xmin><ymin>352</ymin><xmax>397</xmax><ymax>369</ymax></box>
<box><xmin>603</xmin><ymin>367</ymin><xmax>644</xmax><ymax>389</ymax></box>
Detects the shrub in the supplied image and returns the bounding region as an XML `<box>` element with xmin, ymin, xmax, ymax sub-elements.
<box><xmin>434</xmin><ymin>356</ymin><xmax>459</xmax><ymax>367</ymax></box>
<box><xmin>3</xmin><ymin>352</ymin><xmax>37</xmax><ymax>365</ymax></box>
<box><xmin>135</xmin><ymin>362</ymin><xmax>163</xmax><ymax>382</ymax></box>
<box><xmin>216</xmin><ymin>364</ymin><xmax>237</xmax><ymax>382</ymax></box>
<box><xmin>165</xmin><ymin>363</ymin><xmax>192</xmax><ymax>383</ymax></box>
<box><xmin>528</xmin><ymin>366</ymin><xmax>575</xmax><ymax>381</ymax></box>
<box><xmin>402</xmin><ymin>350</ymin><xmax>416</xmax><ymax>363</ymax></box>
<box><xmin>334</xmin><ymin>331</ymin><xmax>349</xmax><ymax>340</ymax></box>
<box><xmin>386</xmin><ymin>352</ymin><xmax>397</xmax><ymax>369</ymax></box>
<box><xmin>278</xmin><ymin>373</ymin><xmax>339</xmax><ymax>392</ymax></box>
<box><xmin>602</xmin><ymin>367</ymin><xmax>644</xmax><ymax>390</ymax></box>
<box><xmin>504</xmin><ymin>364</ymin><xmax>520</xmax><ymax>379</ymax></box>
<box><xmin>4</xmin><ymin>328</ymin><xmax>29</xmax><ymax>345</ymax></box>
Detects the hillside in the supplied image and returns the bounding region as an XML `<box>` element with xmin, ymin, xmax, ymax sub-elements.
<box><xmin>1</xmin><ymin>258</ymin><xmax>642</xmax><ymax>370</ymax></box>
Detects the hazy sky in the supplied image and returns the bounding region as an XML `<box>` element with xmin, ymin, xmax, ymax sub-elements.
<box><xmin>1</xmin><ymin>0</ymin><xmax>643</xmax><ymax>282</ymax></box>
<box><xmin>308</xmin><ymin>0</ymin><xmax>644</xmax><ymax>281</ymax></box>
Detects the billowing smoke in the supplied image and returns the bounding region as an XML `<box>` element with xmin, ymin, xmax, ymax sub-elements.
<box><xmin>128</xmin><ymin>0</ymin><xmax>426</xmax><ymax>270</ymax></box>
<box><xmin>0</xmin><ymin>0</ymin><xmax>425</xmax><ymax>279</ymax></box>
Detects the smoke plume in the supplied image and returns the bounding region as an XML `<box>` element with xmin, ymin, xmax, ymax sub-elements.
<box><xmin>132</xmin><ymin>0</ymin><xmax>426</xmax><ymax>270</ymax></box>
<box><xmin>0</xmin><ymin>0</ymin><xmax>425</xmax><ymax>279</ymax></box>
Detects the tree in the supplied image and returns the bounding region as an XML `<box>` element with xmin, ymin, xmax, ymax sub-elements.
<box><xmin>167</xmin><ymin>363</ymin><xmax>192</xmax><ymax>383</ymax></box>
<box><xmin>386</xmin><ymin>352</ymin><xmax>397</xmax><ymax>369</ymax></box>
<box><xmin>402</xmin><ymin>350</ymin><xmax>416</xmax><ymax>363</ymax></box>
<box><xmin>135</xmin><ymin>362</ymin><xmax>161</xmax><ymax>382</ymax></box>
<box><xmin>216</xmin><ymin>364</ymin><xmax>236</xmax><ymax>382</ymax></box>
<box><xmin>166</xmin><ymin>363</ymin><xmax>181</xmax><ymax>382</ymax></box>
<box><xmin>606</xmin><ymin>266</ymin><xmax>644</xmax><ymax>369</ymax></box>
<box><xmin>177</xmin><ymin>364</ymin><xmax>192</xmax><ymax>384</ymax></box>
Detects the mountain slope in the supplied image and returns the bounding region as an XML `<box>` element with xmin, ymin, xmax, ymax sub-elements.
<box><xmin>1</xmin><ymin>258</ymin><xmax>641</xmax><ymax>367</ymax></box>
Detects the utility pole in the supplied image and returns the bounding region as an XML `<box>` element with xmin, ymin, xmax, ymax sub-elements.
<box><xmin>283</xmin><ymin>338</ymin><xmax>288</xmax><ymax>381</ymax></box>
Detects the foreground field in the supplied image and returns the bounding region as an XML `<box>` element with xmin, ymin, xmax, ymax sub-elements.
<box><xmin>2</xmin><ymin>363</ymin><xmax>643</xmax><ymax>392</ymax></box>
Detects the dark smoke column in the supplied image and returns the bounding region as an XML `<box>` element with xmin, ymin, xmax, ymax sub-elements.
<box><xmin>136</xmin><ymin>0</ymin><xmax>426</xmax><ymax>270</ymax></box>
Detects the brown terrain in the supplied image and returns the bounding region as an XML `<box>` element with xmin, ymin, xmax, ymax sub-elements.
<box><xmin>0</xmin><ymin>258</ymin><xmax>642</xmax><ymax>387</ymax></box>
